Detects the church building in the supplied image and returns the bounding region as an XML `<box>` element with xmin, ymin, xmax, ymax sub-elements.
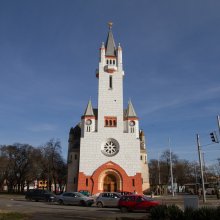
<box><xmin>67</xmin><ymin>23</ymin><xmax>149</xmax><ymax>194</ymax></box>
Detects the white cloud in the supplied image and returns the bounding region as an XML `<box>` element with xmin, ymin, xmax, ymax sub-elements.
<box><xmin>140</xmin><ymin>85</ymin><xmax>220</xmax><ymax>116</ymax></box>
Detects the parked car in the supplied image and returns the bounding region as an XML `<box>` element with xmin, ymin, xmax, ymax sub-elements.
<box><xmin>118</xmin><ymin>194</ymin><xmax>160</xmax><ymax>212</ymax></box>
<box><xmin>91</xmin><ymin>193</ymin><xmax>100</xmax><ymax>202</ymax></box>
<box><xmin>56</xmin><ymin>192</ymin><xmax>94</xmax><ymax>206</ymax></box>
<box><xmin>78</xmin><ymin>190</ymin><xmax>91</xmax><ymax>197</ymax></box>
<box><xmin>206</xmin><ymin>187</ymin><xmax>215</xmax><ymax>195</ymax></box>
<box><xmin>96</xmin><ymin>192</ymin><xmax>121</xmax><ymax>208</ymax></box>
<box><xmin>25</xmin><ymin>189</ymin><xmax>56</xmax><ymax>202</ymax></box>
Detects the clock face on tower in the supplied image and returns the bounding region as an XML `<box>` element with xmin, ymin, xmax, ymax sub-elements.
<box><xmin>101</xmin><ymin>138</ymin><xmax>119</xmax><ymax>157</ymax></box>
<box><xmin>129</xmin><ymin>120</ymin><xmax>135</xmax><ymax>126</ymax></box>
<box><xmin>86</xmin><ymin>119</ymin><xmax>92</xmax><ymax>125</ymax></box>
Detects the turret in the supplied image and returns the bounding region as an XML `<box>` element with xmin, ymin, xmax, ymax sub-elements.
<box><xmin>124</xmin><ymin>100</ymin><xmax>139</xmax><ymax>138</ymax></box>
<box><xmin>81</xmin><ymin>99</ymin><xmax>96</xmax><ymax>136</ymax></box>
<box><xmin>100</xmin><ymin>42</ymin><xmax>105</xmax><ymax>65</ymax></box>
<box><xmin>117</xmin><ymin>43</ymin><xmax>123</xmax><ymax>71</ymax></box>
<box><xmin>139</xmin><ymin>130</ymin><xmax>146</xmax><ymax>150</ymax></box>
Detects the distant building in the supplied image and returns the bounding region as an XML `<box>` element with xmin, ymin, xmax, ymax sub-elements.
<box><xmin>67</xmin><ymin>23</ymin><xmax>149</xmax><ymax>194</ymax></box>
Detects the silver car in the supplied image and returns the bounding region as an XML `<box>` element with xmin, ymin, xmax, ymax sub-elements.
<box><xmin>96</xmin><ymin>192</ymin><xmax>121</xmax><ymax>208</ymax></box>
<box><xmin>56</xmin><ymin>192</ymin><xmax>94</xmax><ymax>206</ymax></box>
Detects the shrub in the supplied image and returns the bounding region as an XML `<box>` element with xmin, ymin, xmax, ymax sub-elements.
<box><xmin>183</xmin><ymin>207</ymin><xmax>195</xmax><ymax>220</ymax></box>
<box><xmin>151</xmin><ymin>205</ymin><xmax>220</xmax><ymax>220</ymax></box>
<box><xmin>192</xmin><ymin>206</ymin><xmax>219</xmax><ymax>220</ymax></box>
<box><xmin>150</xmin><ymin>205</ymin><xmax>168</xmax><ymax>220</ymax></box>
<box><xmin>167</xmin><ymin>205</ymin><xmax>183</xmax><ymax>220</ymax></box>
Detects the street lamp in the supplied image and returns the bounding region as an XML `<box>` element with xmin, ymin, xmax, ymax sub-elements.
<box><xmin>196</xmin><ymin>115</ymin><xmax>220</xmax><ymax>203</ymax></box>
<box><xmin>196</xmin><ymin>134</ymin><xmax>206</xmax><ymax>203</ymax></box>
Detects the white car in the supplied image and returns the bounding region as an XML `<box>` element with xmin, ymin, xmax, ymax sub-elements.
<box><xmin>56</xmin><ymin>192</ymin><xmax>94</xmax><ymax>206</ymax></box>
<box><xmin>96</xmin><ymin>192</ymin><xmax>121</xmax><ymax>208</ymax></box>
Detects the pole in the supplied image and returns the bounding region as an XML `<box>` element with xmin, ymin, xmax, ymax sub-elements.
<box><xmin>197</xmin><ymin>134</ymin><xmax>206</xmax><ymax>203</ymax></box>
<box><xmin>158</xmin><ymin>153</ymin><xmax>161</xmax><ymax>185</ymax></box>
<box><xmin>217</xmin><ymin>115</ymin><xmax>220</xmax><ymax>136</ymax></box>
<box><xmin>217</xmin><ymin>115</ymin><xmax>220</xmax><ymax>185</ymax></box>
<box><xmin>169</xmin><ymin>138</ymin><xmax>174</xmax><ymax>197</ymax></box>
<box><xmin>202</xmin><ymin>152</ymin><xmax>207</xmax><ymax>183</ymax></box>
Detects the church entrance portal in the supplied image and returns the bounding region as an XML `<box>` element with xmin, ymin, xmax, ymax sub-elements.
<box><xmin>98</xmin><ymin>169</ymin><xmax>122</xmax><ymax>192</ymax></box>
<box><xmin>103</xmin><ymin>174</ymin><xmax>117</xmax><ymax>192</ymax></box>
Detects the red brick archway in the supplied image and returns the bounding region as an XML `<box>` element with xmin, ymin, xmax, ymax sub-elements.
<box><xmin>77</xmin><ymin>161</ymin><xmax>142</xmax><ymax>195</ymax></box>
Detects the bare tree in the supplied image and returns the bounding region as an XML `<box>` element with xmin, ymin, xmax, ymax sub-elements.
<box><xmin>41</xmin><ymin>139</ymin><xmax>66</xmax><ymax>193</ymax></box>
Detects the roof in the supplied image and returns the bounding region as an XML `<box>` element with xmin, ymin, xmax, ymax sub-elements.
<box><xmin>127</xmin><ymin>100</ymin><xmax>137</xmax><ymax>117</ymax></box>
<box><xmin>105</xmin><ymin>25</ymin><xmax>116</xmax><ymax>56</ymax></box>
<box><xmin>84</xmin><ymin>99</ymin><xmax>94</xmax><ymax>116</ymax></box>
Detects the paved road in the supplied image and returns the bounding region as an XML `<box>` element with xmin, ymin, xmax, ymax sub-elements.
<box><xmin>0</xmin><ymin>194</ymin><xmax>149</xmax><ymax>220</ymax></box>
<box><xmin>1</xmin><ymin>194</ymin><xmax>220</xmax><ymax>220</ymax></box>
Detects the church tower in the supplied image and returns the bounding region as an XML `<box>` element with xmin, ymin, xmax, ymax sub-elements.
<box><xmin>67</xmin><ymin>23</ymin><xmax>149</xmax><ymax>194</ymax></box>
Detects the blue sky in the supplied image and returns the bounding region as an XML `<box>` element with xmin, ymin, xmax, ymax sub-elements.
<box><xmin>0</xmin><ymin>0</ymin><xmax>220</xmax><ymax>165</ymax></box>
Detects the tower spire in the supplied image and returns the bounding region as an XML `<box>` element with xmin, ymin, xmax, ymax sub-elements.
<box><xmin>83</xmin><ymin>99</ymin><xmax>94</xmax><ymax>116</ymax></box>
<box><xmin>127</xmin><ymin>99</ymin><xmax>137</xmax><ymax>117</ymax></box>
<box><xmin>105</xmin><ymin>22</ymin><xmax>116</xmax><ymax>56</ymax></box>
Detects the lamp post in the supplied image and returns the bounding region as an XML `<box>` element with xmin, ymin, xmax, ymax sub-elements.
<box><xmin>196</xmin><ymin>134</ymin><xmax>206</xmax><ymax>203</ymax></box>
<box><xmin>158</xmin><ymin>153</ymin><xmax>161</xmax><ymax>194</ymax></box>
<box><xmin>169</xmin><ymin>138</ymin><xmax>175</xmax><ymax>197</ymax></box>
<box><xmin>217</xmin><ymin>115</ymin><xmax>220</xmax><ymax>135</ymax></box>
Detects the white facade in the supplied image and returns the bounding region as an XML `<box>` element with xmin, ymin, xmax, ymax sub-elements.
<box><xmin>67</xmin><ymin>24</ymin><xmax>149</xmax><ymax>194</ymax></box>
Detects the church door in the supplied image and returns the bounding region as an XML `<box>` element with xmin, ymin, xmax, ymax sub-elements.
<box><xmin>103</xmin><ymin>174</ymin><xmax>117</xmax><ymax>192</ymax></box>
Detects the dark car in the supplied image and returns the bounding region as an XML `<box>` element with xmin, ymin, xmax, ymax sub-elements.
<box><xmin>118</xmin><ymin>195</ymin><xmax>160</xmax><ymax>212</ymax></box>
<box><xmin>25</xmin><ymin>189</ymin><xmax>56</xmax><ymax>202</ymax></box>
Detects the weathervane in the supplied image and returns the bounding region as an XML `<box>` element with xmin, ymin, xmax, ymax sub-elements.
<box><xmin>108</xmin><ymin>21</ymin><xmax>113</xmax><ymax>29</ymax></box>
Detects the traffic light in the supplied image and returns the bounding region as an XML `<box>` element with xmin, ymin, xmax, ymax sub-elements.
<box><xmin>210</xmin><ymin>131</ymin><xmax>219</xmax><ymax>143</ymax></box>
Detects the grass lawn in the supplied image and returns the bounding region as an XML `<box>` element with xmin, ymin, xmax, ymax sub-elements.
<box><xmin>0</xmin><ymin>212</ymin><xmax>30</xmax><ymax>220</ymax></box>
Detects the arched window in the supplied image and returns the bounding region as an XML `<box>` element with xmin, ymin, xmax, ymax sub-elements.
<box><xmin>110</xmin><ymin>60</ymin><xmax>112</xmax><ymax>64</ymax></box>
<box><xmin>104</xmin><ymin>116</ymin><xmax>117</xmax><ymax>127</ymax></box>
<box><xmin>113</xmin><ymin>120</ymin><xmax>116</xmax><ymax>126</ymax></box>
<box><xmin>113</xmin><ymin>60</ymin><xmax>115</xmax><ymax>65</ymax></box>
<box><xmin>106</xmin><ymin>59</ymin><xmax>108</xmax><ymax>64</ymax></box>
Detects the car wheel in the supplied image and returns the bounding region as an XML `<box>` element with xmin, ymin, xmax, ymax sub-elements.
<box><xmin>120</xmin><ymin>206</ymin><xmax>128</xmax><ymax>213</ymax></box>
<box><xmin>58</xmin><ymin>199</ymin><xmax>64</xmax><ymax>205</ymax></box>
<box><xmin>146</xmin><ymin>207</ymin><xmax>152</xmax><ymax>213</ymax></box>
<box><xmin>97</xmin><ymin>202</ymin><xmax>103</xmax><ymax>208</ymax></box>
<box><xmin>80</xmin><ymin>200</ymin><xmax>87</xmax><ymax>206</ymax></box>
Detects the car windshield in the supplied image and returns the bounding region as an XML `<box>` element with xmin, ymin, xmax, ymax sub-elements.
<box><xmin>75</xmin><ymin>192</ymin><xmax>86</xmax><ymax>197</ymax></box>
<box><xmin>44</xmin><ymin>190</ymin><xmax>51</xmax><ymax>194</ymax></box>
<box><xmin>143</xmin><ymin>196</ymin><xmax>155</xmax><ymax>201</ymax></box>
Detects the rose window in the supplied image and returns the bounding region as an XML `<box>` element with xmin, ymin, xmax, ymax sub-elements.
<box><xmin>101</xmin><ymin>138</ymin><xmax>119</xmax><ymax>157</ymax></box>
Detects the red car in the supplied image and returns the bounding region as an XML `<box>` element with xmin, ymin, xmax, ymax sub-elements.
<box><xmin>118</xmin><ymin>194</ymin><xmax>160</xmax><ymax>212</ymax></box>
